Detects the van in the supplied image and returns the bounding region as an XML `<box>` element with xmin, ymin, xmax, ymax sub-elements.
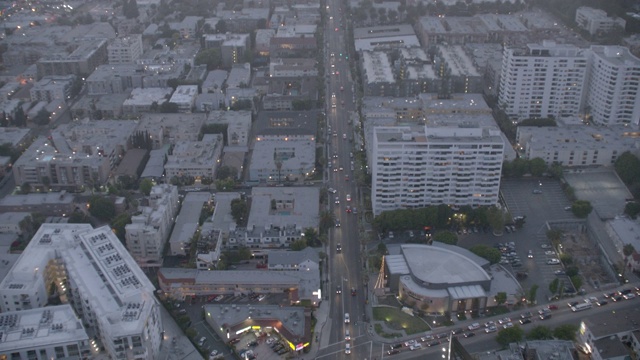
<box><xmin>571</xmin><ymin>302</ymin><xmax>592</xmax><ymax>312</ymax></box>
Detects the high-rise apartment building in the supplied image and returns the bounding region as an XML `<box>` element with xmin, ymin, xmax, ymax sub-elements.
<box><xmin>586</xmin><ymin>46</ymin><xmax>640</xmax><ymax>126</ymax></box>
<box><xmin>499</xmin><ymin>41</ymin><xmax>640</xmax><ymax>126</ymax></box>
<box><xmin>499</xmin><ymin>41</ymin><xmax>588</xmax><ymax>120</ymax></box>
<box><xmin>371</xmin><ymin>126</ymin><xmax>504</xmax><ymax>215</ymax></box>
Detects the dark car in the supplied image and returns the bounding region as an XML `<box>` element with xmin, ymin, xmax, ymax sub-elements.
<box><xmin>452</xmin><ymin>328</ymin><xmax>464</xmax><ymax>335</ymax></box>
<box><xmin>520</xmin><ymin>311</ymin><xmax>533</xmax><ymax>319</ymax></box>
<box><xmin>463</xmin><ymin>332</ymin><xmax>475</xmax><ymax>338</ymax></box>
<box><xmin>248</xmin><ymin>341</ymin><xmax>258</xmax><ymax>347</ymax></box>
<box><xmin>426</xmin><ymin>340</ymin><xmax>440</xmax><ymax>347</ymax></box>
<box><xmin>519</xmin><ymin>318</ymin><xmax>532</xmax><ymax>325</ymax></box>
<box><xmin>387</xmin><ymin>349</ymin><xmax>400</xmax><ymax>355</ymax></box>
<box><xmin>539</xmin><ymin>313</ymin><xmax>552</xmax><ymax>320</ymax></box>
<box><xmin>596</xmin><ymin>300</ymin><xmax>608</xmax><ymax>306</ymax></box>
<box><xmin>389</xmin><ymin>344</ymin><xmax>403</xmax><ymax>350</ymax></box>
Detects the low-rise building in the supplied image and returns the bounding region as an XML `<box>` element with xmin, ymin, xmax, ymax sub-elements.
<box><xmin>168</xmin><ymin>85</ymin><xmax>198</xmax><ymax>113</ymax></box>
<box><xmin>0</xmin><ymin>212</ymin><xmax>30</xmax><ymax>234</ymax></box>
<box><xmin>0</xmin><ymin>192</ymin><xmax>76</xmax><ymax>217</ymax></box>
<box><xmin>169</xmin><ymin>192</ymin><xmax>212</xmax><ymax>256</ymax></box>
<box><xmin>268</xmin><ymin>247</ymin><xmax>319</xmax><ymax>271</ymax></box>
<box><xmin>164</xmin><ymin>134</ymin><xmax>223</xmax><ymax>179</ymax></box>
<box><xmin>247</xmin><ymin>187</ymin><xmax>319</xmax><ymax>233</ymax></box>
<box><xmin>36</xmin><ymin>39</ymin><xmax>108</xmax><ymax>79</ymax></box>
<box><xmin>205</xmin><ymin>111</ymin><xmax>252</xmax><ymax>147</ymax></box>
<box><xmin>108</xmin><ymin>35</ymin><xmax>144</xmax><ymax>64</ymax></box>
<box><xmin>202</xmin><ymin>34</ymin><xmax>251</xmax><ymax>68</ymax></box>
<box><xmin>135</xmin><ymin>113</ymin><xmax>206</xmax><ymax>149</ymax></box>
<box><xmin>30</xmin><ymin>75</ymin><xmax>76</xmax><ymax>103</ymax></box>
<box><xmin>361</xmin><ymin>51</ymin><xmax>397</xmax><ymax>97</ymax></box>
<box><xmin>578</xmin><ymin>307</ymin><xmax>640</xmax><ymax>360</ymax></box>
<box><xmin>122</xmin><ymin>87</ymin><xmax>174</xmax><ymax>115</ymax></box>
<box><xmin>576</xmin><ymin>6</ymin><xmax>626</xmax><ymax>36</ymax></box>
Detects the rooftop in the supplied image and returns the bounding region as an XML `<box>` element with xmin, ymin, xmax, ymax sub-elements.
<box><xmin>0</xmin><ymin>192</ymin><xmax>75</xmax><ymax>207</ymax></box>
<box><xmin>581</xmin><ymin>303</ymin><xmax>640</xmax><ymax>338</ymax></box>
<box><xmin>268</xmin><ymin>248</ymin><xmax>319</xmax><ymax>266</ymax></box>
<box><xmin>204</xmin><ymin>304</ymin><xmax>306</xmax><ymax>339</ymax></box>
<box><xmin>361</xmin><ymin>51</ymin><xmax>395</xmax><ymax>84</ymax></box>
<box><xmin>247</xmin><ymin>187</ymin><xmax>319</xmax><ymax>231</ymax></box>
<box><xmin>255</xmin><ymin>111</ymin><xmax>318</xmax><ymax>137</ymax></box>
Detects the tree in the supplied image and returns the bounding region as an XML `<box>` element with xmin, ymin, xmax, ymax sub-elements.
<box><xmin>194</xmin><ymin>48</ymin><xmax>222</xmax><ymax>71</ymax></box>
<box><xmin>32</xmin><ymin>108</ymin><xmax>50</xmax><ymax>126</ymax></box>
<box><xmin>487</xmin><ymin>206</ymin><xmax>505</xmax><ymax>234</ymax></box>
<box><xmin>302</xmin><ymin>227</ymin><xmax>321</xmax><ymax>247</ymax></box>
<box><xmin>110</xmin><ymin>213</ymin><xmax>131</xmax><ymax>243</ymax></box>
<box><xmin>623</xmin><ymin>243</ymin><xmax>636</xmax><ymax>276</ymax></box>
<box><xmin>67</xmin><ymin>211</ymin><xmax>91</xmax><ymax>224</ymax></box>
<box><xmin>433</xmin><ymin>231</ymin><xmax>458</xmax><ymax>245</ymax></box>
<box><xmin>470</xmin><ymin>244</ymin><xmax>502</xmax><ymax>264</ymax></box>
<box><xmin>230</xmin><ymin>198</ymin><xmax>248</xmax><ymax>225</ymax></box>
<box><xmin>529</xmin><ymin>158</ymin><xmax>547</xmax><ymax>177</ymax></box>
<box><xmin>527</xmin><ymin>325</ymin><xmax>553</xmax><ymax>340</ymax></box>
<box><xmin>319</xmin><ymin>210</ymin><xmax>335</xmax><ymax>235</ymax></box>
<box><xmin>20</xmin><ymin>182</ymin><xmax>31</xmax><ymax>194</ymax></box>
<box><xmin>615</xmin><ymin>152</ymin><xmax>640</xmax><ymax>185</ymax></box>
<box><xmin>624</xmin><ymin>202</ymin><xmax>640</xmax><ymax>219</ymax></box>
<box><xmin>88</xmin><ymin>196</ymin><xmax>116</xmax><ymax>221</ymax></box>
<box><xmin>290</xmin><ymin>238</ymin><xmax>307</xmax><ymax>251</ymax></box>
<box><xmin>216</xmin><ymin>166</ymin><xmax>237</xmax><ymax>180</ymax></box>
<box><xmin>571</xmin><ymin>200</ymin><xmax>592</xmax><ymax>218</ymax></box>
<box><xmin>495</xmin><ymin>326</ymin><xmax>524</xmax><ymax>347</ymax></box>
<box><xmin>238</xmin><ymin>246</ymin><xmax>251</xmax><ymax>260</ymax></box>
<box><xmin>570</xmin><ymin>275</ymin><xmax>583</xmax><ymax>290</ymax></box>
<box><xmin>215</xmin><ymin>19</ymin><xmax>227</xmax><ymax>33</ymax></box>
<box><xmin>549</xmin><ymin>278</ymin><xmax>560</xmax><ymax>293</ymax></box>
<box><xmin>546</xmin><ymin>229</ymin><xmax>563</xmax><ymax>248</ymax></box>
<box><xmin>553</xmin><ymin>324</ymin><xmax>578</xmax><ymax>341</ymax></box>
<box><xmin>494</xmin><ymin>292</ymin><xmax>507</xmax><ymax>305</ymax></box>
<box><xmin>139</xmin><ymin>178</ymin><xmax>153</xmax><ymax>196</ymax></box>
<box><xmin>528</xmin><ymin>284</ymin><xmax>539</xmax><ymax>304</ymax></box>
<box><xmin>159</xmin><ymin>101</ymin><xmax>179</xmax><ymax>113</ymax></box>
<box><xmin>12</xmin><ymin>106</ymin><xmax>25</xmax><ymax>127</ymax></box>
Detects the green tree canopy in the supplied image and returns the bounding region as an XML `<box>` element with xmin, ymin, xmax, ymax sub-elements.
<box><xmin>194</xmin><ymin>48</ymin><xmax>222</xmax><ymax>71</ymax></box>
<box><xmin>571</xmin><ymin>200</ymin><xmax>593</xmax><ymax>218</ymax></box>
<box><xmin>494</xmin><ymin>292</ymin><xmax>507</xmax><ymax>305</ymax></box>
<box><xmin>216</xmin><ymin>165</ymin><xmax>237</xmax><ymax>180</ymax></box>
<box><xmin>230</xmin><ymin>198</ymin><xmax>248</xmax><ymax>225</ymax></box>
<box><xmin>290</xmin><ymin>238</ymin><xmax>307</xmax><ymax>251</ymax></box>
<box><xmin>553</xmin><ymin>324</ymin><xmax>578</xmax><ymax>341</ymax></box>
<box><xmin>487</xmin><ymin>206</ymin><xmax>505</xmax><ymax>234</ymax></box>
<box><xmin>67</xmin><ymin>211</ymin><xmax>91</xmax><ymax>224</ymax></box>
<box><xmin>88</xmin><ymin>196</ymin><xmax>116</xmax><ymax>221</ymax></box>
<box><xmin>110</xmin><ymin>213</ymin><xmax>132</xmax><ymax>243</ymax></box>
<box><xmin>529</xmin><ymin>158</ymin><xmax>547</xmax><ymax>177</ymax></box>
<box><xmin>302</xmin><ymin>227</ymin><xmax>321</xmax><ymax>247</ymax></box>
<box><xmin>527</xmin><ymin>325</ymin><xmax>553</xmax><ymax>340</ymax></box>
<box><xmin>470</xmin><ymin>244</ymin><xmax>501</xmax><ymax>264</ymax></box>
<box><xmin>624</xmin><ymin>202</ymin><xmax>640</xmax><ymax>219</ymax></box>
<box><xmin>139</xmin><ymin>178</ymin><xmax>153</xmax><ymax>196</ymax></box>
<box><xmin>615</xmin><ymin>152</ymin><xmax>640</xmax><ymax>185</ymax></box>
<box><xmin>32</xmin><ymin>108</ymin><xmax>50</xmax><ymax>126</ymax></box>
<box><xmin>495</xmin><ymin>326</ymin><xmax>524</xmax><ymax>347</ymax></box>
<box><xmin>238</xmin><ymin>246</ymin><xmax>251</xmax><ymax>260</ymax></box>
<box><xmin>433</xmin><ymin>231</ymin><xmax>458</xmax><ymax>245</ymax></box>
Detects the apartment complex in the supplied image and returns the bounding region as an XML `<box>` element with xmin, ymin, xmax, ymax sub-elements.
<box><xmin>371</xmin><ymin>126</ymin><xmax>504</xmax><ymax>215</ymax></box>
<box><xmin>575</xmin><ymin>7</ymin><xmax>626</xmax><ymax>36</ymax></box>
<box><xmin>0</xmin><ymin>224</ymin><xmax>163</xmax><ymax>360</ymax></box>
<box><xmin>499</xmin><ymin>41</ymin><xmax>588</xmax><ymax>120</ymax></box>
<box><xmin>125</xmin><ymin>184</ymin><xmax>180</xmax><ymax>266</ymax></box>
<box><xmin>164</xmin><ymin>133</ymin><xmax>224</xmax><ymax>179</ymax></box>
<box><xmin>500</xmin><ymin>41</ymin><xmax>640</xmax><ymax>125</ymax></box>
<box><xmin>107</xmin><ymin>35</ymin><xmax>144</xmax><ymax>64</ymax></box>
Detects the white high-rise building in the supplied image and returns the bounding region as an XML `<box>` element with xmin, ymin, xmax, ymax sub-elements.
<box><xmin>371</xmin><ymin>126</ymin><xmax>504</xmax><ymax>215</ymax></box>
<box><xmin>586</xmin><ymin>46</ymin><xmax>640</xmax><ymax>126</ymax></box>
<box><xmin>0</xmin><ymin>224</ymin><xmax>163</xmax><ymax>360</ymax></box>
<box><xmin>499</xmin><ymin>41</ymin><xmax>588</xmax><ymax>121</ymax></box>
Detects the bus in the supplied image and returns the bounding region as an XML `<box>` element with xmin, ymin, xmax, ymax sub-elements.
<box><xmin>571</xmin><ymin>302</ymin><xmax>592</xmax><ymax>312</ymax></box>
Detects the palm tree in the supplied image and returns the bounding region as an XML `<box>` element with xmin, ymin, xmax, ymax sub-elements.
<box><xmin>622</xmin><ymin>244</ymin><xmax>636</xmax><ymax>277</ymax></box>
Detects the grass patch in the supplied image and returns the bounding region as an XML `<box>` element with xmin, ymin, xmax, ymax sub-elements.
<box><xmin>485</xmin><ymin>305</ymin><xmax>510</xmax><ymax>317</ymax></box>
<box><xmin>373</xmin><ymin>307</ymin><xmax>430</xmax><ymax>335</ymax></box>
<box><xmin>374</xmin><ymin>323</ymin><xmax>403</xmax><ymax>339</ymax></box>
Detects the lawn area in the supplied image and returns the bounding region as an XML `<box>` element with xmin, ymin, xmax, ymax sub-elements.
<box><xmin>373</xmin><ymin>306</ymin><xmax>430</xmax><ymax>335</ymax></box>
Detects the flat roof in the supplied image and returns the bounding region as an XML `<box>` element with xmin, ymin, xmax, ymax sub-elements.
<box><xmin>581</xmin><ymin>304</ymin><xmax>640</xmax><ymax>338</ymax></box>
<box><xmin>361</xmin><ymin>51</ymin><xmax>395</xmax><ymax>84</ymax></box>
<box><xmin>255</xmin><ymin>111</ymin><xmax>319</xmax><ymax>137</ymax></box>
<box><xmin>401</xmin><ymin>244</ymin><xmax>491</xmax><ymax>285</ymax></box>
<box><xmin>247</xmin><ymin>187</ymin><xmax>319</xmax><ymax>231</ymax></box>
<box><xmin>0</xmin><ymin>192</ymin><xmax>75</xmax><ymax>207</ymax></box>
<box><xmin>353</xmin><ymin>24</ymin><xmax>416</xmax><ymax>39</ymax></box>
<box><xmin>210</xmin><ymin>192</ymin><xmax>241</xmax><ymax>232</ymax></box>
<box><xmin>0</xmin><ymin>304</ymin><xmax>88</xmax><ymax>352</ymax></box>
<box><xmin>169</xmin><ymin>192</ymin><xmax>211</xmax><ymax>255</ymax></box>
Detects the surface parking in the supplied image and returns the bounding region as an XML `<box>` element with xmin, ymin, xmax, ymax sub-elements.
<box><xmin>234</xmin><ymin>330</ymin><xmax>295</xmax><ymax>360</ymax></box>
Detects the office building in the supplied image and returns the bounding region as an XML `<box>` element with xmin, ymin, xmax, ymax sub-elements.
<box><xmin>371</xmin><ymin>125</ymin><xmax>503</xmax><ymax>215</ymax></box>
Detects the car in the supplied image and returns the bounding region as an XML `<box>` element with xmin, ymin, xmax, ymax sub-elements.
<box><xmin>420</xmin><ymin>335</ymin><xmax>434</xmax><ymax>342</ymax></box>
<box><xmin>272</xmin><ymin>344</ymin><xmax>283</xmax><ymax>352</ymax></box>
<box><xmin>198</xmin><ymin>337</ymin><xmax>206</xmax><ymax>346</ymax></box>
<box><xmin>485</xmin><ymin>326</ymin><xmax>497</xmax><ymax>333</ymax></box>
<box><xmin>388</xmin><ymin>231</ymin><xmax>394</xmax><ymax>239</ymax></box>
<box><xmin>568</xmin><ymin>301</ymin><xmax>580</xmax><ymax>308</ymax></box>
<box><xmin>435</xmin><ymin>333</ymin><xmax>449</xmax><ymax>340</ymax></box>
<box><xmin>214</xmin><ymin>295</ymin><xmax>224</xmax><ymax>302</ymax></box>
<box><xmin>345</xmin><ymin>175</ymin><xmax>349</xmax><ymax>181</ymax></box>
<box><xmin>344</xmin><ymin>313</ymin><xmax>350</xmax><ymax>323</ymax></box>
<box><xmin>604</xmin><ymin>292</ymin><xmax>617</xmax><ymax>298</ymax></box>
<box><xmin>410</xmin><ymin>344</ymin><xmax>422</xmax><ymax>351</ymax></box>
<box><xmin>340</xmin><ymin>86</ymin><xmax>344</xmax><ymax>91</ymax></box>
<box><xmin>461</xmin><ymin>331</ymin><xmax>475</xmax><ymax>338</ymax></box>
<box><xmin>387</xmin><ymin>349</ymin><xmax>400</xmax><ymax>355</ymax></box>
<box><xmin>624</xmin><ymin>293</ymin><xmax>636</xmax><ymax>300</ymax></box>
<box><xmin>343</xmin><ymin>133</ymin><xmax>347</xmax><ymax>139</ymax></box>
<box><xmin>328</xmin><ymin>188</ymin><xmax>337</xmax><ymax>194</ymax></box>
<box><xmin>498</xmin><ymin>317</ymin><xmax>511</xmax><ymax>324</ymax></box>
<box><xmin>468</xmin><ymin>323</ymin><xmax>481</xmax><ymax>330</ymax></box>
<box><xmin>389</xmin><ymin>344</ymin><xmax>403</xmax><ymax>350</ymax></box>
<box><xmin>404</xmin><ymin>340</ymin><xmax>418</xmax><ymax>347</ymax></box>
<box><xmin>520</xmin><ymin>318</ymin><xmax>532</xmax><ymax>325</ymax></box>
<box><xmin>353</xmin><ymin>207</ymin><xmax>358</xmax><ymax>214</ymax></box>
<box><xmin>527</xmin><ymin>250</ymin><xmax>534</xmax><ymax>258</ymax></box>
<box><xmin>345</xmin><ymin>206</ymin><xmax>352</xmax><ymax>213</ymax></box>
<box><xmin>565</xmin><ymin>206</ymin><xmax>572</xmax><ymax>211</ymax></box>
<box><xmin>426</xmin><ymin>340</ymin><xmax>440</xmax><ymax>347</ymax></box>
<box><xmin>248</xmin><ymin>341</ymin><xmax>259</xmax><ymax>347</ymax></box>
<box><xmin>346</xmin><ymin>194</ymin><xmax>351</xmax><ymax>201</ymax></box>
<box><xmin>339</xmin><ymin>167</ymin><xmax>344</xmax><ymax>171</ymax></box>
<box><xmin>545</xmin><ymin>251</ymin><xmax>556</xmax><ymax>256</ymax></box>
<box><xmin>209</xmin><ymin>350</ymin><xmax>221</xmax><ymax>360</ymax></box>
<box><xmin>484</xmin><ymin>321</ymin><xmax>496</xmax><ymax>328</ymax></box>
<box><xmin>532</xmin><ymin>189</ymin><xmax>542</xmax><ymax>194</ymax></box>
<box><xmin>345</xmin><ymin>329</ymin><xmax>350</xmax><ymax>341</ymax></box>
<box><xmin>539</xmin><ymin>313</ymin><xmax>552</xmax><ymax>320</ymax></box>
<box><xmin>452</xmin><ymin>328</ymin><xmax>465</xmax><ymax>335</ymax></box>
<box><xmin>257</xmin><ymin>294</ymin><xmax>267</xmax><ymax>302</ymax></box>
<box><xmin>333</xmin><ymin>167</ymin><xmax>338</xmax><ymax>172</ymax></box>
<box><xmin>547</xmin><ymin>258</ymin><xmax>560</xmax><ymax>265</ymax></box>
<box><xmin>336</xmin><ymin>285</ymin><xmax>342</xmax><ymax>294</ymax></box>
<box><xmin>520</xmin><ymin>312</ymin><xmax>533</xmax><ymax>319</ymax></box>
<box><xmin>332</xmin><ymin>93</ymin><xmax>336</xmax><ymax>98</ymax></box>
<box><xmin>596</xmin><ymin>300</ymin><xmax>608</xmax><ymax>306</ymax></box>
<box><xmin>541</xmin><ymin>244</ymin><xmax>552</xmax><ymax>249</ymax></box>
<box><xmin>266</xmin><ymin>337</ymin><xmax>276</xmax><ymax>345</ymax></box>
<box><xmin>503</xmin><ymin>322</ymin><xmax>514</xmax><ymax>329</ymax></box>
<box><xmin>335</xmin><ymin>27</ymin><xmax>339</xmax><ymax>31</ymax></box>
<box><xmin>335</xmin><ymin>197</ymin><xmax>340</xmax><ymax>204</ymax></box>
<box><xmin>335</xmin><ymin>219</ymin><xmax>341</xmax><ymax>227</ymax></box>
<box><xmin>547</xmin><ymin>304</ymin><xmax>558</xmax><ymax>310</ymax></box>
<box><xmin>351</xmin><ymin>287</ymin><xmax>356</xmax><ymax>296</ymax></box>
<box><xmin>554</xmin><ymin>270</ymin><xmax>565</xmax><ymax>275</ymax></box>
<box><xmin>612</xmin><ymin>295</ymin><xmax>624</xmax><ymax>302</ymax></box>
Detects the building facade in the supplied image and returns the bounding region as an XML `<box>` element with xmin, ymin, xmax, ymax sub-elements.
<box><xmin>372</xmin><ymin>126</ymin><xmax>503</xmax><ymax>215</ymax></box>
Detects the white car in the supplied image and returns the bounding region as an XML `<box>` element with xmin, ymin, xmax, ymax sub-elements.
<box><xmin>198</xmin><ymin>337</ymin><xmax>206</xmax><ymax>346</ymax></box>
<box><xmin>498</xmin><ymin>317</ymin><xmax>511</xmax><ymax>324</ymax></box>
<box><xmin>328</xmin><ymin>188</ymin><xmax>337</xmax><ymax>194</ymax></box>
<box><xmin>624</xmin><ymin>293</ymin><xmax>636</xmax><ymax>300</ymax></box>
<box><xmin>503</xmin><ymin>322</ymin><xmax>514</xmax><ymax>329</ymax></box>
<box><xmin>545</xmin><ymin>251</ymin><xmax>556</xmax><ymax>256</ymax></box>
<box><xmin>547</xmin><ymin>258</ymin><xmax>561</xmax><ymax>265</ymax></box>
<box><xmin>345</xmin><ymin>329</ymin><xmax>350</xmax><ymax>341</ymax></box>
<box><xmin>485</xmin><ymin>326</ymin><xmax>497</xmax><ymax>333</ymax></box>
<box><xmin>468</xmin><ymin>323</ymin><xmax>481</xmax><ymax>331</ymax></box>
<box><xmin>345</xmin><ymin>343</ymin><xmax>351</xmax><ymax>354</ymax></box>
<box><xmin>404</xmin><ymin>340</ymin><xmax>418</xmax><ymax>347</ymax></box>
<box><xmin>335</xmin><ymin>197</ymin><xmax>340</xmax><ymax>204</ymax></box>
<box><xmin>214</xmin><ymin>295</ymin><xmax>224</xmax><ymax>302</ymax></box>
<box><xmin>541</xmin><ymin>244</ymin><xmax>552</xmax><ymax>249</ymax></box>
<box><xmin>344</xmin><ymin>313</ymin><xmax>350</xmax><ymax>323</ymax></box>
<box><xmin>346</xmin><ymin>194</ymin><xmax>351</xmax><ymax>201</ymax></box>
<box><xmin>409</xmin><ymin>344</ymin><xmax>422</xmax><ymax>351</ymax></box>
